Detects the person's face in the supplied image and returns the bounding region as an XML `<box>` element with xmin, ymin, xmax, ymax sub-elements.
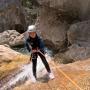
<box><xmin>29</xmin><ymin>32</ymin><xmax>36</xmax><ymax>38</ymax></box>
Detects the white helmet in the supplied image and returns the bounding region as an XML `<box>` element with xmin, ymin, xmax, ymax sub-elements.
<box><xmin>27</xmin><ymin>25</ymin><xmax>36</xmax><ymax>33</ymax></box>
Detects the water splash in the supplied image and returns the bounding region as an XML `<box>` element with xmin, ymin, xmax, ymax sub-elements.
<box><xmin>1</xmin><ymin>54</ymin><xmax>52</xmax><ymax>90</ymax></box>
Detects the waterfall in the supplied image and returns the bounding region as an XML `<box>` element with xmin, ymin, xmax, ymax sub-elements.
<box><xmin>1</xmin><ymin>53</ymin><xmax>52</xmax><ymax>90</ymax></box>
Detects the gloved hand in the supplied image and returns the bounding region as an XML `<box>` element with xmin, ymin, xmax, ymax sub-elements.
<box><xmin>32</xmin><ymin>49</ymin><xmax>38</xmax><ymax>53</ymax></box>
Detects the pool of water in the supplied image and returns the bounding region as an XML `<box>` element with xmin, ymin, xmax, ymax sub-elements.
<box><xmin>12</xmin><ymin>46</ymin><xmax>53</xmax><ymax>57</ymax></box>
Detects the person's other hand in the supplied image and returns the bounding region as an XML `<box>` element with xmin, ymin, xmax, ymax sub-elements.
<box><xmin>32</xmin><ymin>49</ymin><xmax>37</xmax><ymax>53</ymax></box>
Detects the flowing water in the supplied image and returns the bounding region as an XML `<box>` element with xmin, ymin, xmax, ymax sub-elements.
<box><xmin>0</xmin><ymin>47</ymin><xmax>53</xmax><ymax>90</ymax></box>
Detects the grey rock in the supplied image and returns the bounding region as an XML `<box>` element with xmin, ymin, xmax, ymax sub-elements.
<box><xmin>68</xmin><ymin>20</ymin><xmax>90</xmax><ymax>47</ymax></box>
<box><xmin>0</xmin><ymin>30</ymin><xmax>24</xmax><ymax>46</ymax></box>
<box><xmin>65</xmin><ymin>20</ymin><xmax>90</xmax><ymax>61</ymax></box>
<box><xmin>37</xmin><ymin>0</ymin><xmax>90</xmax><ymax>20</ymax></box>
<box><xmin>36</xmin><ymin>7</ymin><xmax>69</xmax><ymax>51</ymax></box>
<box><xmin>65</xmin><ymin>44</ymin><xmax>90</xmax><ymax>61</ymax></box>
<box><xmin>0</xmin><ymin>0</ymin><xmax>26</xmax><ymax>33</ymax></box>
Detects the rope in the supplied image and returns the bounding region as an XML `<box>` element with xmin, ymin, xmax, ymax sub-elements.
<box><xmin>38</xmin><ymin>51</ymin><xmax>83</xmax><ymax>90</ymax></box>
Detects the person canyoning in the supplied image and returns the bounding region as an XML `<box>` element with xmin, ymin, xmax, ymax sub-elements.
<box><xmin>25</xmin><ymin>25</ymin><xmax>55</xmax><ymax>83</ymax></box>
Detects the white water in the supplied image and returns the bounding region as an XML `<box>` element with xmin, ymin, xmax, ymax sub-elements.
<box><xmin>1</xmin><ymin>54</ymin><xmax>52</xmax><ymax>90</ymax></box>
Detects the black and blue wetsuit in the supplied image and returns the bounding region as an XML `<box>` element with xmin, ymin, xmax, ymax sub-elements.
<box><xmin>25</xmin><ymin>34</ymin><xmax>51</xmax><ymax>78</ymax></box>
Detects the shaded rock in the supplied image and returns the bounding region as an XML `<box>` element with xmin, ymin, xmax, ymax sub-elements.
<box><xmin>36</xmin><ymin>0</ymin><xmax>90</xmax><ymax>52</ymax></box>
<box><xmin>64</xmin><ymin>44</ymin><xmax>90</xmax><ymax>61</ymax></box>
<box><xmin>37</xmin><ymin>0</ymin><xmax>90</xmax><ymax>21</ymax></box>
<box><xmin>68</xmin><ymin>20</ymin><xmax>90</xmax><ymax>47</ymax></box>
<box><xmin>59</xmin><ymin>20</ymin><xmax>90</xmax><ymax>61</ymax></box>
<box><xmin>0</xmin><ymin>30</ymin><xmax>24</xmax><ymax>47</ymax></box>
<box><xmin>54</xmin><ymin>53</ymin><xmax>74</xmax><ymax>64</ymax></box>
<box><xmin>36</xmin><ymin>7</ymin><xmax>69</xmax><ymax>51</ymax></box>
<box><xmin>0</xmin><ymin>0</ymin><xmax>26</xmax><ymax>33</ymax></box>
<box><xmin>54</xmin><ymin>20</ymin><xmax>90</xmax><ymax>62</ymax></box>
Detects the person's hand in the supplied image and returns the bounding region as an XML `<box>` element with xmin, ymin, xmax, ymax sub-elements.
<box><xmin>32</xmin><ymin>49</ymin><xmax>37</xmax><ymax>53</ymax></box>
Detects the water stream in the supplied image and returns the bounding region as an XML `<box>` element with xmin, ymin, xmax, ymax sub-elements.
<box><xmin>0</xmin><ymin>47</ymin><xmax>53</xmax><ymax>90</ymax></box>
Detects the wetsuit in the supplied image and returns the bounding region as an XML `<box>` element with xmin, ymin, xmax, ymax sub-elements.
<box><xmin>25</xmin><ymin>34</ymin><xmax>51</xmax><ymax>78</ymax></box>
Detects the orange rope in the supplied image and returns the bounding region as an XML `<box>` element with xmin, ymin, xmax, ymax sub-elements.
<box><xmin>51</xmin><ymin>61</ymin><xmax>83</xmax><ymax>90</ymax></box>
<box><xmin>39</xmin><ymin>51</ymin><xmax>83</xmax><ymax>90</ymax></box>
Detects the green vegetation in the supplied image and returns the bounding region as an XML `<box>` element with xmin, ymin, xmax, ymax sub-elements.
<box><xmin>22</xmin><ymin>0</ymin><xmax>33</xmax><ymax>8</ymax></box>
<box><xmin>21</xmin><ymin>0</ymin><xmax>39</xmax><ymax>8</ymax></box>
